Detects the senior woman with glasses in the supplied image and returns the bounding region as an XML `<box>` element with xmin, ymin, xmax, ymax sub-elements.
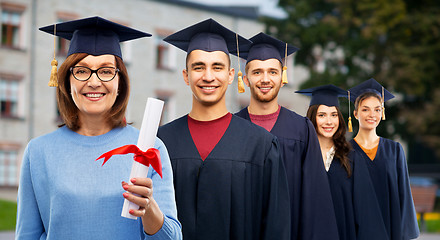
<box><xmin>15</xmin><ymin>16</ymin><xmax>182</xmax><ymax>240</ymax></box>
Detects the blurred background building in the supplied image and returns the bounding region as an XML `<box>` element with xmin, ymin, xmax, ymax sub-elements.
<box><xmin>0</xmin><ymin>0</ymin><xmax>310</xmax><ymax>187</ymax></box>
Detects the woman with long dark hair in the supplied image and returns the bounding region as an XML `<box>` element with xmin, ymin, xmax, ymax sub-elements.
<box><xmin>297</xmin><ymin>84</ymin><xmax>355</xmax><ymax>240</ymax></box>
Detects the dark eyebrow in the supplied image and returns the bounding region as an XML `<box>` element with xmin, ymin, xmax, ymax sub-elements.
<box><xmin>361</xmin><ymin>105</ymin><xmax>381</xmax><ymax>109</ymax></box>
<box><xmin>212</xmin><ymin>62</ymin><xmax>226</xmax><ymax>67</ymax></box>
<box><xmin>76</xmin><ymin>62</ymin><xmax>116</xmax><ymax>68</ymax></box>
<box><xmin>191</xmin><ymin>62</ymin><xmax>205</xmax><ymax>68</ymax></box>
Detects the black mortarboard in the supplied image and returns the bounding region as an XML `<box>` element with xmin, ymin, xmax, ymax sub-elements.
<box><xmin>39</xmin><ymin>16</ymin><xmax>151</xmax><ymax>59</ymax></box>
<box><xmin>163</xmin><ymin>18</ymin><xmax>251</xmax><ymax>55</ymax></box>
<box><xmin>163</xmin><ymin>18</ymin><xmax>252</xmax><ymax>93</ymax></box>
<box><xmin>297</xmin><ymin>84</ymin><xmax>354</xmax><ymax>132</ymax></box>
<box><xmin>295</xmin><ymin>84</ymin><xmax>347</xmax><ymax>107</ymax></box>
<box><xmin>348</xmin><ymin>78</ymin><xmax>394</xmax><ymax>103</ymax></box>
<box><xmin>39</xmin><ymin>16</ymin><xmax>151</xmax><ymax>87</ymax></box>
<box><xmin>239</xmin><ymin>32</ymin><xmax>298</xmax><ymax>85</ymax></box>
<box><xmin>348</xmin><ymin>78</ymin><xmax>395</xmax><ymax>120</ymax></box>
<box><xmin>241</xmin><ymin>32</ymin><xmax>299</xmax><ymax>64</ymax></box>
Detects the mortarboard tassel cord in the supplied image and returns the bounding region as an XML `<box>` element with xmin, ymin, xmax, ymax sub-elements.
<box><xmin>382</xmin><ymin>87</ymin><xmax>386</xmax><ymax>120</ymax></box>
<box><xmin>348</xmin><ymin>90</ymin><xmax>353</xmax><ymax>132</ymax></box>
<box><xmin>236</xmin><ymin>33</ymin><xmax>245</xmax><ymax>93</ymax></box>
<box><xmin>282</xmin><ymin>43</ymin><xmax>288</xmax><ymax>84</ymax></box>
<box><xmin>48</xmin><ymin>24</ymin><xmax>58</xmax><ymax>87</ymax></box>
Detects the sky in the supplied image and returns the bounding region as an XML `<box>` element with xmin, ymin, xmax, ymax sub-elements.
<box><xmin>183</xmin><ymin>0</ymin><xmax>288</xmax><ymax>19</ymax></box>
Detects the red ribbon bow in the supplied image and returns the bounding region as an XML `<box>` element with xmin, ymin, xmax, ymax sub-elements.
<box><xmin>96</xmin><ymin>144</ymin><xmax>162</xmax><ymax>178</ymax></box>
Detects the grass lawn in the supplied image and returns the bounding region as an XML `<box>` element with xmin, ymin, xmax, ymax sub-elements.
<box><xmin>419</xmin><ymin>219</ymin><xmax>440</xmax><ymax>233</ymax></box>
<box><xmin>426</xmin><ymin>219</ymin><xmax>440</xmax><ymax>232</ymax></box>
<box><xmin>0</xmin><ymin>199</ymin><xmax>16</xmax><ymax>231</ymax></box>
<box><xmin>418</xmin><ymin>212</ymin><xmax>440</xmax><ymax>233</ymax></box>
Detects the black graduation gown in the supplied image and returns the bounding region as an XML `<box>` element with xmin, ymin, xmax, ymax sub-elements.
<box><xmin>351</xmin><ymin>138</ymin><xmax>419</xmax><ymax>240</ymax></box>
<box><xmin>157</xmin><ymin>115</ymin><xmax>290</xmax><ymax>240</ymax></box>
<box><xmin>327</xmin><ymin>156</ymin><xmax>356</xmax><ymax>240</ymax></box>
<box><xmin>236</xmin><ymin>107</ymin><xmax>339</xmax><ymax>240</ymax></box>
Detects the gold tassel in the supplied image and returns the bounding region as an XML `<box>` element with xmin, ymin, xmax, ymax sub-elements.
<box><xmin>236</xmin><ymin>33</ymin><xmax>245</xmax><ymax>93</ymax></box>
<box><xmin>382</xmin><ymin>106</ymin><xmax>386</xmax><ymax>120</ymax></box>
<box><xmin>48</xmin><ymin>24</ymin><xmax>58</xmax><ymax>87</ymax></box>
<box><xmin>282</xmin><ymin>66</ymin><xmax>288</xmax><ymax>84</ymax></box>
<box><xmin>49</xmin><ymin>59</ymin><xmax>58</xmax><ymax>87</ymax></box>
<box><xmin>347</xmin><ymin>90</ymin><xmax>352</xmax><ymax>132</ymax></box>
<box><xmin>348</xmin><ymin>116</ymin><xmax>353</xmax><ymax>132</ymax></box>
<box><xmin>282</xmin><ymin>43</ymin><xmax>288</xmax><ymax>84</ymax></box>
<box><xmin>238</xmin><ymin>70</ymin><xmax>245</xmax><ymax>93</ymax></box>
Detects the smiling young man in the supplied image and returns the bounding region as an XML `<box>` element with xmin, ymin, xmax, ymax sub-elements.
<box><xmin>235</xmin><ymin>33</ymin><xmax>339</xmax><ymax>240</ymax></box>
<box><xmin>157</xmin><ymin>20</ymin><xmax>290</xmax><ymax>240</ymax></box>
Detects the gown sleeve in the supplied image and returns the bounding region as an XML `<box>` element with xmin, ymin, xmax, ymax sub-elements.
<box><xmin>261</xmin><ymin>138</ymin><xmax>291</xmax><ymax>240</ymax></box>
<box><xmin>300</xmin><ymin>119</ymin><xmax>339</xmax><ymax>240</ymax></box>
<box><xmin>15</xmin><ymin>143</ymin><xmax>46</xmax><ymax>239</ymax></box>
<box><xmin>396</xmin><ymin>143</ymin><xmax>419</xmax><ymax>239</ymax></box>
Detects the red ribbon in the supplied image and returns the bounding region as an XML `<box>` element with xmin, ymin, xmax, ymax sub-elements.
<box><xmin>96</xmin><ymin>145</ymin><xmax>162</xmax><ymax>178</ymax></box>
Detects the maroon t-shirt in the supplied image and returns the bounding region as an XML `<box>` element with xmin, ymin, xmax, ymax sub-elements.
<box><xmin>248</xmin><ymin>105</ymin><xmax>281</xmax><ymax>132</ymax></box>
<box><xmin>187</xmin><ymin>112</ymin><xmax>232</xmax><ymax>161</ymax></box>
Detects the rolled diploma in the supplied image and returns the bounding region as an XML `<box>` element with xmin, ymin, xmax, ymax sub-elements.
<box><xmin>121</xmin><ymin>97</ymin><xmax>164</xmax><ymax>219</ymax></box>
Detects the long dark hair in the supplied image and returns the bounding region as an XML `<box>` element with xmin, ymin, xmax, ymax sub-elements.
<box><xmin>307</xmin><ymin>105</ymin><xmax>352</xmax><ymax>177</ymax></box>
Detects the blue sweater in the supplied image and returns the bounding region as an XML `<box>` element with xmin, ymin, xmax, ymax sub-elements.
<box><xmin>16</xmin><ymin>125</ymin><xmax>182</xmax><ymax>240</ymax></box>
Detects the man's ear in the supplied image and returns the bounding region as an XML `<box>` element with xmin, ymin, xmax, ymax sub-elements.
<box><xmin>182</xmin><ymin>69</ymin><xmax>189</xmax><ymax>86</ymax></box>
<box><xmin>243</xmin><ymin>75</ymin><xmax>250</xmax><ymax>87</ymax></box>
<box><xmin>228</xmin><ymin>68</ymin><xmax>235</xmax><ymax>85</ymax></box>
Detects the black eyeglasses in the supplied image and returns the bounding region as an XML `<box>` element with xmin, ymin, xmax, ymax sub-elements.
<box><xmin>70</xmin><ymin>66</ymin><xmax>119</xmax><ymax>82</ymax></box>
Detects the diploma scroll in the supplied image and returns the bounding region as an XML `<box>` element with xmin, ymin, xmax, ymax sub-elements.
<box><xmin>121</xmin><ymin>97</ymin><xmax>164</xmax><ymax>219</ymax></box>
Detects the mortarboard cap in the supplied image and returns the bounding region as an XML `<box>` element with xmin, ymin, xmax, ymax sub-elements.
<box><xmin>295</xmin><ymin>84</ymin><xmax>347</xmax><ymax>107</ymax></box>
<box><xmin>240</xmin><ymin>32</ymin><xmax>298</xmax><ymax>85</ymax></box>
<box><xmin>297</xmin><ymin>84</ymin><xmax>354</xmax><ymax>132</ymax></box>
<box><xmin>164</xmin><ymin>18</ymin><xmax>252</xmax><ymax>93</ymax></box>
<box><xmin>348</xmin><ymin>78</ymin><xmax>394</xmax><ymax>103</ymax></box>
<box><xmin>348</xmin><ymin>78</ymin><xmax>394</xmax><ymax>120</ymax></box>
<box><xmin>39</xmin><ymin>16</ymin><xmax>151</xmax><ymax>87</ymax></box>
<box><xmin>163</xmin><ymin>18</ymin><xmax>251</xmax><ymax>56</ymax></box>
<box><xmin>241</xmin><ymin>32</ymin><xmax>299</xmax><ymax>64</ymax></box>
<box><xmin>39</xmin><ymin>16</ymin><xmax>151</xmax><ymax>60</ymax></box>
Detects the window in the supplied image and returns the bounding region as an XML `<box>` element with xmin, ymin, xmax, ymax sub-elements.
<box><xmin>155</xmin><ymin>29</ymin><xmax>176</xmax><ymax>70</ymax></box>
<box><xmin>0</xmin><ymin>148</ymin><xmax>18</xmax><ymax>186</ymax></box>
<box><xmin>0</xmin><ymin>78</ymin><xmax>19</xmax><ymax>117</ymax></box>
<box><xmin>156</xmin><ymin>37</ymin><xmax>169</xmax><ymax>69</ymax></box>
<box><xmin>1</xmin><ymin>3</ymin><xmax>25</xmax><ymax>48</ymax></box>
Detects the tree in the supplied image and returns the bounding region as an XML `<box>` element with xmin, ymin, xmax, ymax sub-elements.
<box><xmin>265</xmin><ymin>0</ymin><xmax>440</xmax><ymax>162</ymax></box>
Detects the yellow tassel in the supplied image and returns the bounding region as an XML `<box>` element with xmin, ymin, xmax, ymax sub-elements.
<box><xmin>282</xmin><ymin>66</ymin><xmax>288</xmax><ymax>84</ymax></box>
<box><xmin>238</xmin><ymin>71</ymin><xmax>245</xmax><ymax>93</ymax></box>
<box><xmin>382</xmin><ymin>107</ymin><xmax>386</xmax><ymax>120</ymax></box>
<box><xmin>348</xmin><ymin>116</ymin><xmax>353</xmax><ymax>132</ymax></box>
<box><xmin>49</xmin><ymin>59</ymin><xmax>58</xmax><ymax>87</ymax></box>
